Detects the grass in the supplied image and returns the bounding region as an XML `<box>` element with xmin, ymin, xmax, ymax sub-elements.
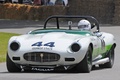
<box><xmin>0</xmin><ymin>32</ymin><xmax>20</xmax><ymax>63</ymax></box>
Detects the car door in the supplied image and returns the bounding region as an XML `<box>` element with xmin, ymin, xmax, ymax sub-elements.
<box><xmin>93</xmin><ymin>32</ymin><xmax>106</xmax><ymax>55</ymax></box>
<box><xmin>91</xmin><ymin>35</ymin><xmax>101</xmax><ymax>59</ymax></box>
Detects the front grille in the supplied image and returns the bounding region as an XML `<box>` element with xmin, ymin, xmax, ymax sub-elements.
<box><xmin>24</xmin><ymin>52</ymin><xmax>60</xmax><ymax>62</ymax></box>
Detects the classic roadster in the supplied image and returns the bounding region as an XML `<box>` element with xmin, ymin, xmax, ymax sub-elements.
<box><xmin>6</xmin><ymin>15</ymin><xmax>116</xmax><ymax>73</ymax></box>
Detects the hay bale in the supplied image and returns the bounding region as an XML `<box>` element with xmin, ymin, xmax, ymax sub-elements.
<box><xmin>0</xmin><ymin>3</ymin><xmax>67</xmax><ymax>20</ymax></box>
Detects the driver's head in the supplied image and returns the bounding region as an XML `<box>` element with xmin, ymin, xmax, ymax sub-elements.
<box><xmin>78</xmin><ymin>19</ymin><xmax>91</xmax><ymax>31</ymax></box>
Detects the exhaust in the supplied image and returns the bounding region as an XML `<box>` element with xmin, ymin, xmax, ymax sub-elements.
<box><xmin>92</xmin><ymin>57</ymin><xmax>109</xmax><ymax>65</ymax></box>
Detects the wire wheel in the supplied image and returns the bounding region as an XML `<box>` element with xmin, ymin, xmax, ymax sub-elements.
<box><xmin>75</xmin><ymin>46</ymin><xmax>92</xmax><ymax>73</ymax></box>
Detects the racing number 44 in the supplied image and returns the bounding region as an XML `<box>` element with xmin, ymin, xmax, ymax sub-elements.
<box><xmin>32</xmin><ymin>42</ymin><xmax>55</xmax><ymax>47</ymax></box>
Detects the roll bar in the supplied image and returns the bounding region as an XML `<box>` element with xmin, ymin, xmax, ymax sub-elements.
<box><xmin>44</xmin><ymin>15</ymin><xmax>100</xmax><ymax>32</ymax></box>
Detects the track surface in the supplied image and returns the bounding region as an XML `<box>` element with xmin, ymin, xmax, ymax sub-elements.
<box><xmin>0</xmin><ymin>20</ymin><xmax>120</xmax><ymax>80</ymax></box>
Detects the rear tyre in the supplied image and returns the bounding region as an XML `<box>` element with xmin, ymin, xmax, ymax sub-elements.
<box><xmin>6</xmin><ymin>53</ymin><xmax>21</xmax><ymax>72</ymax></box>
<box><xmin>99</xmin><ymin>46</ymin><xmax>115</xmax><ymax>68</ymax></box>
<box><xmin>76</xmin><ymin>46</ymin><xmax>92</xmax><ymax>73</ymax></box>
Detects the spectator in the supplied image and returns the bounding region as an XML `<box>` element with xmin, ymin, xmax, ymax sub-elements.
<box><xmin>55</xmin><ymin>0</ymin><xmax>68</xmax><ymax>6</ymax></box>
<box><xmin>33</xmin><ymin>0</ymin><xmax>41</xmax><ymax>5</ymax></box>
<box><xmin>41</xmin><ymin>0</ymin><xmax>44</xmax><ymax>5</ymax></box>
<box><xmin>41</xmin><ymin>0</ymin><xmax>48</xmax><ymax>5</ymax></box>
<box><xmin>47</xmin><ymin>0</ymin><xmax>54</xmax><ymax>6</ymax></box>
<box><xmin>23</xmin><ymin>0</ymin><xmax>32</xmax><ymax>4</ymax></box>
<box><xmin>55</xmin><ymin>0</ymin><xmax>62</xmax><ymax>5</ymax></box>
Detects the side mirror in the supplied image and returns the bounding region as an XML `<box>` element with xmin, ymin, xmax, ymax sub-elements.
<box><xmin>95</xmin><ymin>32</ymin><xmax>102</xmax><ymax>37</ymax></box>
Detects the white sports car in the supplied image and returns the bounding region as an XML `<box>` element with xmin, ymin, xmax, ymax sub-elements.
<box><xmin>6</xmin><ymin>15</ymin><xmax>116</xmax><ymax>73</ymax></box>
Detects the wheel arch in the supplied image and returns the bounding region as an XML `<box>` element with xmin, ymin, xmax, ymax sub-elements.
<box><xmin>113</xmin><ymin>43</ymin><xmax>116</xmax><ymax>49</ymax></box>
<box><xmin>89</xmin><ymin>43</ymin><xmax>93</xmax><ymax>53</ymax></box>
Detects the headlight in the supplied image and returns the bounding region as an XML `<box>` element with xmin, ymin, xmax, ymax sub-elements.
<box><xmin>10</xmin><ymin>42</ymin><xmax>20</xmax><ymax>51</ymax></box>
<box><xmin>71</xmin><ymin>43</ymin><xmax>81</xmax><ymax>52</ymax></box>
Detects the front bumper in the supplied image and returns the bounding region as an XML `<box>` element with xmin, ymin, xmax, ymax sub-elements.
<box><xmin>8</xmin><ymin>49</ymin><xmax>86</xmax><ymax>69</ymax></box>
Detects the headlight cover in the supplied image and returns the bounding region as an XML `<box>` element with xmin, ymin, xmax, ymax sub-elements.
<box><xmin>10</xmin><ymin>42</ymin><xmax>20</xmax><ymax>51</ymax></box>
<box><xmin>70</xmin><ymin>43</ymin><xmax>81</xmax><ymax>52</ymax></box>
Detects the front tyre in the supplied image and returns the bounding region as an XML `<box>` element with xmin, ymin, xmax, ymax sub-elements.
<box><xmin>76</xmin><ymin>46</ymin><xmax>92</xmax><ymax>73</ymax></box>
<box><xmin>6</xmin><ymin>53</ymin><xmax>21</xmax><ymax>72</ymax></box>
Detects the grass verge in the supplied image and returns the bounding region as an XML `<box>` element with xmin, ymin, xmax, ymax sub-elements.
<box><xmin>0</xmin><ymin>32</ymin><xmax>20</xmax><ymax>63</ymax></box>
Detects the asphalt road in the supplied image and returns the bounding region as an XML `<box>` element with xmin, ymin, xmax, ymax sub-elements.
<box><xmin>0</xmin><ymin>20</ymin><xmax>120</xmax><ymax>80</ymax></box>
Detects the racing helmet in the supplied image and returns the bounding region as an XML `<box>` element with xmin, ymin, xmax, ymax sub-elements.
<box><xmin>78</xmin><ymin>19</ymin><xmax>91</xmax><ymax>31</ymax></box>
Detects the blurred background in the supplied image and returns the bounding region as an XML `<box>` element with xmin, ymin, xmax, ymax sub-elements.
<box><xmin>0</xmin><ymin>0</ymin><xmax>120</xmax><ymax>25</ymax></box>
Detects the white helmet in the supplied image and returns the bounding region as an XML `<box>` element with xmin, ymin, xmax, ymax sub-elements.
<box><xmin>78</xmin><ymin>19</ymin><xmax>91</xmax><ymax>31</ymax></box>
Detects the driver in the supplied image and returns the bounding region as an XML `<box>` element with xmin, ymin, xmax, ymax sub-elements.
<box><xmin>78</xmin><ymin>19</ymin><xmax>91</xmax><ymax>31</ymax></box>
